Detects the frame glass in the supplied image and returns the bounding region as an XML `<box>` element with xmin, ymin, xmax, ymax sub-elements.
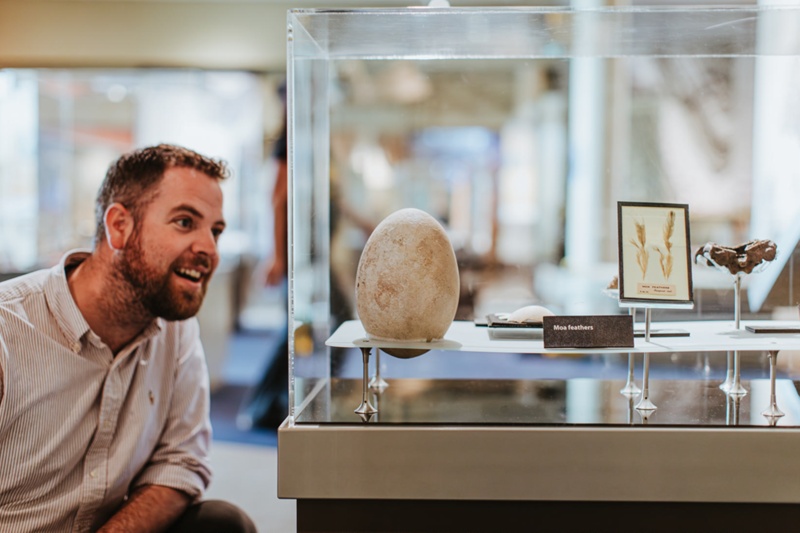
<box><xmin>617</xmin><ymin>201</ymin><xmax>693</xmax><ymax>308</ymax></box>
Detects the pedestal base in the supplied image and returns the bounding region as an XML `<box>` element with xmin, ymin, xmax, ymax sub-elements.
<box><xmin>297</xmin><ymin>499</ymin><xmax>800</xmax><ymax>533</ymax></box>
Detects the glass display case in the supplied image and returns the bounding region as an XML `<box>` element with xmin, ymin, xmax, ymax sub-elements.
<box><xmin>280</xmin><ymin>7</ymin><xmax>800</xmax><ymax>531</ymax></box>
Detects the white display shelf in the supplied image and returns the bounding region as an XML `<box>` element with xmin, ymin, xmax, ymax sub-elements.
<box><xmin>327</xmin><ymin>319</ymin><xmax>800</xmax><ymax>355</ymax></box>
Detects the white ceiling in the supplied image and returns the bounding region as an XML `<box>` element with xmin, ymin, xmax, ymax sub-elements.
<box><xmin>0</xmin><ymin>0</ymin><xmax>756</xmax><ymax>72</ymax></box>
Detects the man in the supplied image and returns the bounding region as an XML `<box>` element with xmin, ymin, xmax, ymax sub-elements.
<box><xmin>0</xmin><ymin>145</ymin><xmax>256</xmax><ymax>532</ymax></box>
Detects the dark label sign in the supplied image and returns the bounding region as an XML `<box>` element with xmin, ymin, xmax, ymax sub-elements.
<box><xmin>543</xmin><ymin>315</ymin><xmax>634</xmax><ymax>349</ymax></box>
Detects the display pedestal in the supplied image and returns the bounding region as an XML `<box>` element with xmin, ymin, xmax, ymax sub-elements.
<box><xmin>281</xmin><ymin>319</ymin><xmax>800</xmax><ymax>532</ymax></box>
<box><xmin>282</xmin><ymin>422</ymin><xmax>800</xmax><ymax>532</ymax></box>
<box><xmin>297</xmin><ymin>499</ymin><xmax>800</xmax><ymax>533</ymax></box>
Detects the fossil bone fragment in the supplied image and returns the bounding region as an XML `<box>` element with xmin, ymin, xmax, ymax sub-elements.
<box><xmin>694</xmin><ymin>239</ymin><xmax>777</xmax><ymax>276</ymax></box>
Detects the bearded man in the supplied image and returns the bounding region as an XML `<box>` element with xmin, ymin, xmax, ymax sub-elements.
<box><xmin>0</xmin><ymin>145</ymin><xmax>256</xmax><ymax>533</ymax></box>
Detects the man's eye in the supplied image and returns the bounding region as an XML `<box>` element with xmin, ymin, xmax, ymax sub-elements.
<box><xmin>176</xmin><ymin>218</ymin><xmax>193</xmax><ymax>229</ymax></box>
<box><xmin>212</xmin><ymin>228</ymin><xmax>224</xmax><ymax>240</ymax></box>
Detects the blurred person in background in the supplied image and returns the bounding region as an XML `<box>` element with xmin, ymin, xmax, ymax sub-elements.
<box><xmin>238</xmin><ymin>86</ymin><xmax>291</xmax><ymax>430</ymax></box>
<box><xmin>239</xmin><ymin>83</ymin><xmax>377</xmax><ymax>430</ymax></box>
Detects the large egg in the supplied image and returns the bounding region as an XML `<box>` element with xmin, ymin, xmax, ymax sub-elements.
<box><xmin>355</xmin><ymin>208</ymin><xmax>460</xmax><ymax>357</ymax></box>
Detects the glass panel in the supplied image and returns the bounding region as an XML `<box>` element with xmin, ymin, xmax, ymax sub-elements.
<box><xmin>295</xmin><ymin>376</ymin><xmax>800</xmax><ymax>428</ymax></box>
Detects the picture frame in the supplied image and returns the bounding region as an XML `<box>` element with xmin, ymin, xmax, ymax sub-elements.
<box><xmin>617</xmin><ymin>201</ymin><xmax>694</xmax><ymax>308</ymax></box>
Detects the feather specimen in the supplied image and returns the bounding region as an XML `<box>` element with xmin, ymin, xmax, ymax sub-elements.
<box><xmin>656</xmin><ymin>211</ymin><xmax>675</xmax><ymax>280</ymax></box>
<box><xmin>629</xmin><ymin>219</ymin><xmax>649</xmax><ymax>280</ymax></box>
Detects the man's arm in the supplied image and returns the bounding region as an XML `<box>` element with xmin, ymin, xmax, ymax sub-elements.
<box><xmin>98</xmin><ymin>484</ymin><xmax>190</xmax><ymax>533</ymax></box>
<box><xmin>266</xmin><ymin>158</ymin><xmax>288</xmax><ymax>286</ymax></box>
<box><xmin>126</xmin><ymin>319</ymin><xmax>212</xmax><ymax>506</ymax></box>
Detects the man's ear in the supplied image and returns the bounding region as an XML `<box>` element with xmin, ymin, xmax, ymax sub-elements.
<box><xmin>104</xmin><ymin>203</ymin><xmax>134</xmax><ymax>250</ymax></box>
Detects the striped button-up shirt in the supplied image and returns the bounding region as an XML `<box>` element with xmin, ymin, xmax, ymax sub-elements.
<box><xmin>0</xmin><ymin>251</ymin><xmax>213</xmax><ymax>532</ymax></box>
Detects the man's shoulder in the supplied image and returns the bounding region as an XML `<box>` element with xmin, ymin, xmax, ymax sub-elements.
<box><xmin>0</xmin><ymin>269</ymin><xmax>49</xmax><ymax>309</ymax></box>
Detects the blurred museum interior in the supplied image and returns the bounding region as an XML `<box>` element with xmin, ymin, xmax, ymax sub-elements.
<box><xmin>2</xmin><ymin>0</ymin><xmax>799</xmax><ymax>390</ymax></box>
<box><xmin>4</xmin><ymin>2</ymin><xmax>800</xmax><ymax>530</ymax></box>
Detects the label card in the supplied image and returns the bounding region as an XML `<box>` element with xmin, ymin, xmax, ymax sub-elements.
<box><xmin>543</xmin><ymin>315</ymin><xmax>634</xmax><ymax>349</ymax></box>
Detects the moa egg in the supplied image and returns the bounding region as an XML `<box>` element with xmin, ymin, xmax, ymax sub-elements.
<box><xmin>355</xmin><ymin>208</ymin><xmax>459</xmax><ymax>357</ymax></box>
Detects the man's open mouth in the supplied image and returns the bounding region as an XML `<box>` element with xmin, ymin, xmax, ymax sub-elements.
<box><xmin>175</xmin><ymin>268</ymin><xmax>203</xmax><ymax>282</ymax></box>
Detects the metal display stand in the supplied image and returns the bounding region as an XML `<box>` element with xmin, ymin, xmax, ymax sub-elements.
<box><xmin>620</xmin><ymin>307</ymin><xmax>641</xmax><ymax>396</ymax></box>
<box><xmin>333</xmin><ymin>319</ymin><xmax>800</xmax><ymax>421</ymax></box>
<box><xmin>353</xmin><ymin>347</ymin><xmax>377</xmax><ymax>417</ymax></box>
<box><xmin>727</xmin><ymin>273</ymin><xmax>749</xmax><ymax>396</ymax></box>
<box><xmin>698</xmin><ymin>252</ymin><xmax>777</xmax><ymax>396</ymax></box>
<box><xmin>368</xmin><ymin>349</ymin><xmax>389</xmax><ymax>393</ymax></box>
<box><xmin>635</xmin><ymin>308</ymin><xmax>657</xmax><ymax>411</ymax></box>
<box><xmin>763</xmin><ymin>349</ymin><xmax>784</xmax><ymax>419</ymax></box>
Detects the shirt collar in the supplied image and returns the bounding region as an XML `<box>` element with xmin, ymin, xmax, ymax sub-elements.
<box><xmin>44</xmin><ymin>249</ymin><xmax>164</xmax><ymax>352</ymax></box>
<box><xmin>45</xmin><ymin>249</ymin><xmax>93</xmax><ymax>349</ymax></box>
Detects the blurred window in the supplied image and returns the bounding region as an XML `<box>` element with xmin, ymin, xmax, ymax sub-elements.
<box><xmin>0</xmin><ymin>68</ymin><xmax>271</xmax><ymax>273</ymax></box>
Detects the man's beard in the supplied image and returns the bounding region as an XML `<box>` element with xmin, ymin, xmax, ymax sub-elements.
<box><xmin>118</xmin><ymin>230</ymin><xmax>211</xmax><ymax>321</ymax></box>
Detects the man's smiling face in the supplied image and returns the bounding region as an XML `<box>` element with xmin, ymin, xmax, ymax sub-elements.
<box><xmin>118</xmin><ymin>166</ymin><xmax>226</xmax><ymax>321</ymax></box>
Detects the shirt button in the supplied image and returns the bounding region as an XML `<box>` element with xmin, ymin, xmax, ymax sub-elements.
<box><xmin>90</xmin><ymin>470</ymin><xmax>97</xmax><ymax>478</ymax></box>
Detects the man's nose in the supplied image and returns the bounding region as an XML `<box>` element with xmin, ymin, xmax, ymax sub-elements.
<box><xmin>192</xmin><ymin>228</ymin><xmax>219</xmax><ymax>258</ymax></box>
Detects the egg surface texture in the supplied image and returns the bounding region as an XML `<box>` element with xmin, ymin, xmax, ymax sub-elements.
<box><xmin>355</xmin><ymin>208</ymin><xmax>460</xmax><ymax>344</ymax></box>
